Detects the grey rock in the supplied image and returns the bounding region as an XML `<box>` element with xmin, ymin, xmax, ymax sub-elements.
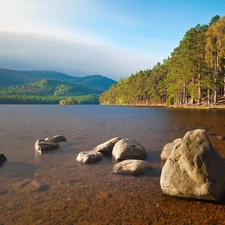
<box><xmin>93</xmin><ymin>137</ymin><xmax>121</xmax><ymax>155</ymax></box>
<box><xmin>160</xmin><ymin>129</ymin><xmax>225</xmax><ymax>201</ymax></box>
<box><xmin>76</xmin><ymin>151</ymin><xmax>103</xmax><ymax>163</ymax></box>
<box><xmin>112</xmin><ymin>138</ymin><xmax>148</xmax><ymax>161</ymax></box>
<box><xmin>35</xmin><ymin>139</ymin><xmax>59</xmax><ymax>153</ymax></box>
<box><xmin>113</xmin><ymin>159</ymin><xmax>152</xmax><ymax>175</ymax></box>
<box><xmin>160</xmin><ymin>138</ymin><xmax>182</xmax><ymax>161</ymax></box>
<box><xmin>45</xmin><ymin>135</ymin><xmax>66</xmax><ymax>143</ymax></box>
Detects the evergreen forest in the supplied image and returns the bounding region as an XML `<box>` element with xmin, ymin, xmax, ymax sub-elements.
<box><xmin>100</xmin><ymin>15</ymin><xmax>225</xmax><ymax>106</ymax></box>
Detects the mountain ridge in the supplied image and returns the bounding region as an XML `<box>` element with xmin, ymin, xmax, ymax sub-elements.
<box><xmin>0</xmin><ymin>68</ymin><xmax>117</xmax><ymax>93</ymax></box>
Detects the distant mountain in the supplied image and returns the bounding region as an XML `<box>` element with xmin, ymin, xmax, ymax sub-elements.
<box><xmin>73</xmin><ymin>75</ymin><xmax>117</xmax><ymax>92</ymax></box>
<box><xmin>0</xmin><ymin>68</ymin><xmax>117</xmax><ymax>92</ymax></box>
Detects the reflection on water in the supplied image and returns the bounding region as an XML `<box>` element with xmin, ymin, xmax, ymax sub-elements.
<box><xmin>0</xmin><ymin>105</ymin><xmax>225</xmax><ymax>224</ymax></box>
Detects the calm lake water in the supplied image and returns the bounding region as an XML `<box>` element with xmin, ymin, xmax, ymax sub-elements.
<box><xmin>0</xmin><ymin>105</ymin><xmax>225</xmax><ymax>225</ymax></box>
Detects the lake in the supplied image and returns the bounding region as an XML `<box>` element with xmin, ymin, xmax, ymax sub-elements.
<box><xmin>0</xmin><ymin>105</ymin><xmax>225</xmax><ymax>224</ymax></box>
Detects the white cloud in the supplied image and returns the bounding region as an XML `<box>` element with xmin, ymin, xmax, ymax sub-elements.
<box><xmin>0</xmin><ymin>0</ymin><xmax>104</xmax><ymax>32</ymax></box>
<box><xmin>0</xmin><ymin>0</ymin><xmax>174</xmax><ymax>80</ymax></box>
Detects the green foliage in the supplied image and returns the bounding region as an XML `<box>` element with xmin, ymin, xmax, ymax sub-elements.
<box><xmin>0</xmin><ymin>94</ymin><xmax>100</xmax><ymax>104</ymax></box>
<box><xmin>0</xmin><ymin>78</ymin><xmax>101</xmax><ymax>96</ymax></box>
<box><xmin>59</xmin><ymin>97</ymin><xmax>76</xmax><ymax>105</ymax></box>
<box><xmin>209</xmin><ymin>15</ymin><xmax>220</xmax><ymax>26</ymax></box>
<box><xmin>100</xmin><ymin>70</ymin><xmax>153</xmax><ymax>105</ymax></box>
<box><xmin>100</xmin><ymin>15</ymin><xmax>225</xmax><ymax>106</ymax></box>
<box><xmin>205</xmin><ymin>16</ymin><xmax>225</xmax><ymax>104</ymax></box>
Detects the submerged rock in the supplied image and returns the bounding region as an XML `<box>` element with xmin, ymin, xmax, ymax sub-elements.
<box><xmin>93</xmin><ymin>137</ymin><xmax>121</xmax><ymax>155</ymax></box>
<box><xmin>160</xmin><ymin>129</ymin><xmax>225</xmax><ymax>201</ymax></box>
<box><xmin>12</xmin><ymin>179</ymin><xmax>48</xmax><ymax>192</ymax></box>
<box><xmin>113</xmin><ymin>159</ymin><xmax>152</xmax><ymax>175</ymax></box>
<box><xmin>160</xmin><ymin>138</ymin><xmax>182</xmax><ymax>161</ymax></box>
<box><xmin>216</xmin><ymin>135</ymin><xmax>225</xmax><ymax>140</ymax></box>
<box><xmin>112</xmin><ymin>138</ymin><xmax>147</xmax><ymax>161</ymax></box>
<box><xmin>76</xmin><ymin>151</ymin><xmax>103</xmax><ymax>163</ymax></box>
<box><xmin>0</xmin><ymin>154</ymin><xmax>7</xmax><ymax>166</ymax></box>
<box><xmin>35</xmin><ymin>139</ymin><xmax>60</xmax><ymax>153</ymax></box>
<box><xmin>45</xmin><ymin>135</ymin><xmax>66</xmax><ymax>143</ymax></box>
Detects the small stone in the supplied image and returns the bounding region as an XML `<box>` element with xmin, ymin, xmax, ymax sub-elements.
<box><xmin>216</xmin><ymin>135</ymin><xmax>225</xmax><ymax>140</ymax></box>
<box><xmin>113</xmin><ymin>159</ymin><xmax>152</xmax><ymax>175</ymax></box>
<box><xmin>112</xmin><ymin>138</ymin><xmax>148</xmax><ymax>161</ymax></box>
<box><xmin>45</xmin><ymin>135</ymin><xmax>66</xmax><ymax>143</ymax></box>
<box><xmin>161</xmin><ymin>138</ymin><xmax>182</xmax><ymax>161</ymax></box>
<box><xmin>76</xmin><ymin>151</ymin><xmax>103</xmax><ymax>163</ymax></box>
<box><xmin>93</xmin><ymin>137</ymin><xmax>121</xmax><ymax>155</ymax></box>
<box><xmin>0</xmin><ymin>154</ymin><xmax>7</xmax><ymax>165</ymax></box>
<box><xmin>35</xmin><ymin>139</ymin><xmax>59</xmax><ymax>153</ymax></box>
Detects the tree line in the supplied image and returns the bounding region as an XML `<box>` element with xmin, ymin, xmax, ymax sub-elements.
<box><xmin>0</xmin><ymin>94</ymin><xmax>100</xmax><ymax>104</ymax></box>
<box><xmin>100</xmin><ymin>15</ymin><xmax>225</xmax><ymax>106</ymax></box>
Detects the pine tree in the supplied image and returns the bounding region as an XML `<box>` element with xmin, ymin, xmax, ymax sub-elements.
<box><xmin>205</xmin><ymin>16</ymin><xmax>225</xmax><ymax>104</ymax></box>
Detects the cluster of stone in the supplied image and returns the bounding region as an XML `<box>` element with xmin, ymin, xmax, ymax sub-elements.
<box><xmin>160</xmin><ymin>129</ymin><xmax>225</xmax><ymax>202</ymax></box>
<box><xmin>35</xmin><ymin>135</ymin><xmax>66</xmax><ymax>153</ymax></box>
<box><xmin>0</xmin><ymin>154</ymin><xmax>7</xmax><ymax>166</ymax></box>
<box><xmin>76</xmin><ymin>137</ymin><xmax>152</xmax><ymax>175</ymax></box>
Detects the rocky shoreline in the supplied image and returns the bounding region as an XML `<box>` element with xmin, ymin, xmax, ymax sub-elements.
<box><xmin>33</xmin><ymin>129</ymin><xmax>225</xmax><ymax>202</ymax></box>
<box><xmin>2</xmin><ymin>129</ymin><xmax>224</xmax><ymax>206</ymax></box>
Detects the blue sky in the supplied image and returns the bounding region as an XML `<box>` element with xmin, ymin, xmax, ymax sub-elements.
<box><xmin>0</xmin><ymin>0</ymin><xmax>224</xmax><ymax>80</ymax></box>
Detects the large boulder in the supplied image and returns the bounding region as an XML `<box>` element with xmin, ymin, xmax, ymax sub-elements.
<box><xmin>112</xmin><ymin>138</ymin><xmax>147</xmax><ymax>161</ymax></box>
<box><xmin>160</xmin><ymin>129</ymin><xmax>225</xmax><ymax>201</ymax></box>
<box><xmin>76</xmin><ymin>151</ymin><xmax>103</xmax><ymax>163</ymax></box>
<box><xmin>160</xmin><ymin>138</ymin><xmax>182</xmax><ymax>161</ymax></box>
<box><xmin>45</xmin><ymin>135</ymin><xmax>66</xmax><ymax>143</ymax></box>
<box><xmin>35</xmin><ymin>140</ymin><xmax>60</xmax><ymax>153</ymax></box>
<box><xmin>93</xmin><ymin>137</ymin><xmax>121</xmax><ymax>155</ymax></box>
<box><xmin>113</xmin><ymin>159</ymin><xmax>152</xmax><ymax>175</ymax></box>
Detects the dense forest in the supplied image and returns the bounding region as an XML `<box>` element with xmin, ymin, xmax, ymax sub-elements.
<box><xmin>0</xmin><ymin>94</ymin><xmax>99</xmax><ymax>104</ymax></box>
<box><xmin>100</xmin><ymin>15</ymin><xmax>225</xmax><ymax>106</ymax></box>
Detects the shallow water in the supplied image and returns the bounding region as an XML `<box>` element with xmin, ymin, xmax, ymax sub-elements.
<box><xmin>0</xmin><ymin>105</ymin><xmax>225</xmax><ymax>225</ymax></box>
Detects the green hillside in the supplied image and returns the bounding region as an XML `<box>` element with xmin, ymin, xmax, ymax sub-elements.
<box><xmin>74</xmin><ymin>75</ymin><xmax>117</xmax><ymax>92</ymax></box>
<box><xmin>0</xmin><ymin>68</ymin><xmax>117</xmax><ymax>104</ymax></box>
<box><xmin>0</xmin><ymin>78</ymin><xmax>101</xmax><ymax>96</ymax></box>
<box><xmin>0</xmin><ymin>68</ymin><xmax>116</xmax><ymax>92</ymax></box>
